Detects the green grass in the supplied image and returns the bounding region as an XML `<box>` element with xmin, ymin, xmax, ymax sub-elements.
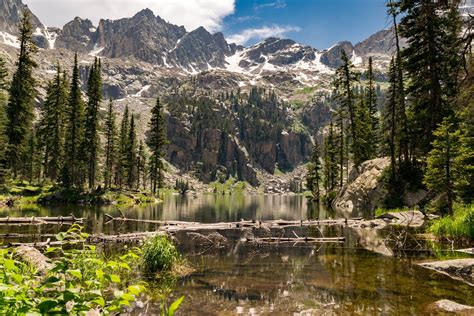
<box><xmin>210</xmin><ymin>177</ymin><xmax>247</xmax><ymax>195</ymax></box>
<box><xmin>429</xmin><ymin>204</ymin><xmax>474</xmax><ymax>241</ymax></box>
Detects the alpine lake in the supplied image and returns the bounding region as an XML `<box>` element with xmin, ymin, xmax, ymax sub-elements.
<box><xmin>1</xmin><ymin>194</ymin><xmax>473</xmax><ymax>315</ymax></box>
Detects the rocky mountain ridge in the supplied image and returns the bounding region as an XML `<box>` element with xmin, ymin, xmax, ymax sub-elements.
<box><xmin>1</xmin><ymin>0</ymin><xmax>397</xmax><ymax>75</ymax></box>
<box><xmin>0</xmin><ymin>0</ymin><xmax>394</xmax><ymax>187</ymax></box>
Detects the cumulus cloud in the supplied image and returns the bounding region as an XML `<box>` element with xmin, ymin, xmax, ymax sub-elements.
<box><xmin>227</xmin><ymin>25</ymin><xmax>301</xmax><ymax>45</ymax></box>
<box><xmin>24</xmin><ymin>0</ymin><xmax>235</xmax><ymax>32</ymax></box>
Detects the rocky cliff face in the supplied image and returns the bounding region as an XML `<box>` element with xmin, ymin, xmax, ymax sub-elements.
<box><xmin>333</xmin><ymin>158</ymin><xmax>391</xmax><ymax>217</ymax></box>
<box><xmin>55</xmin><ymin>17</ymin><xmax>96</xmax><ymax>53</ymax></box>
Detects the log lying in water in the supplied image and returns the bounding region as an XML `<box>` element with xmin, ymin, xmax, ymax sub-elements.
<box><xmin>242</xmin><ymin>237</ymin><xmax>345</xmax><ymax>243</ymax></box>
<box><xmin>104</xmin><ymin>214</ymin><xmax>365</xmax><ymax>230</ymax></box>
<box><xmin>0</xmin><ymin>216</ymin><xmax>84</xmax><ymax>225</ymax></box>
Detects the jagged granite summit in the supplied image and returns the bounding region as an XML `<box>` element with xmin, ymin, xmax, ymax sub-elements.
<box><xmin>0</xmin><ymin>0</ymin><xmax>398</xmax><ymax>73</ymax></box>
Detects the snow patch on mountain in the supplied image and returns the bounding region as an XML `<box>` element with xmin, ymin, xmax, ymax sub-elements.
<box><xmin>0</xmin><ymin>31</ymin><xmax>20</xmax><ymax>48</ymax></box>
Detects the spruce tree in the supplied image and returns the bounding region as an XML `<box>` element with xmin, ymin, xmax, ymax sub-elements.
<box><xmin>0</xmin><ymin>56</ymin><xmax>8</xmax><ymax>188</ymax></box>
<box><xmin>334</xmin><ymin>50</ymin><xmax>361</xmax><ymax>167</ymax></box>
<box><xmin>383</xmin><ymin>58</ymin><xmax>398</xmax><ymax>181</ymax></box>
<box><xmin>399</xmin><ymin>0</ymin><xmax>456</xmax><ymax>157</ymax></box>
<box><xmin>116</xmin><ymin>105</ymin><xmax>129</xmax><ymax>188</ymax></box>
<box><xmin>6</xmin><ymin>11</ymin><xmax>38</xmax><ymax>178</ymax></box>
<box><xmin>83</xmin><ymin>58</ymin><xmax>102</xmax><ymax>189</ymax></box>
<box><xmin>39</xmin><ymin>65</ymin><xmax>68</xmax><ymax>182</ymax></box>
<box><xmin>103</xmin><ymin>99</ymin><xmax>117</xmax><ymax>189</ymax></box>
<box><xmin>307</xmin><ymin>140</ymin><xmax>322</xmax><ymax>201</ymax></box>
<box><xmin>323</xmin><ymin>121</ymin><xmax>339</xmax><ymax>193</ymax></box>
<box><xmin>126</xmin><ymin>115</ymin><xmax>137</xmax><ymax>189</ymax></box>
<box><xmin>365</xmin><ymin>57</ymin><xmax>379</xmax><ymax>158</ymax></box>
<box><xmin>146</xmin><ymin>98</ymin><xmax>168</xmax><ymax>195</ymax></box>
<box><xmin>63</xmin><ymin>53</ymin><xmax>85</xmax><ymax>188</ymax></box>
<box><xmin>137</xmin><ymin>141</ymin><xmax>147</xmax><ymax>190</ymax></box>
<box><xmin>424</xmin><ymin>118</ymin><xmax>460</xmax><ymax>215</ymax></box>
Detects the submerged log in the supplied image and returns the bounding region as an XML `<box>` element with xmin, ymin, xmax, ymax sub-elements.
<box><xmin>0</xmin><ymin>216</ymin><xmax>84</xmax><ymax>225</ymax></box>
<box><xmin>243</xmin><ymin>237</ymin><xmax>345</xmax><ymax>243</ymax></box>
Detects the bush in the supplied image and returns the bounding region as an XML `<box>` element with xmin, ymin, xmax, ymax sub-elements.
<box><xmin>429</xmin><ymin>204</ymin><xmax>474</xmax><ymax>241</ymax></box>
<box><xmin>0</xmin><ymin>224</ymin><xmax>146</xmax><ymax>314</ymax></box>
<box><xmin>142</xmin><ymin>236</ymin><xmax>180</xmax><ymax>275</ymax></box>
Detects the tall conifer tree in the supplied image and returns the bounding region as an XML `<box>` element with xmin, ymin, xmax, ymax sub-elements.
<box><xmin>63</xmin><ymin>53</ymin><xmax>85</xmax><ymax>188</ymax></box>
<box><xmin>103</xmin><ymin>99</ymin><xmax>117</xmax><ymax>189</ymax></box>
<box><xmin>6</xmin><ymin>11</ymin><xmax>37</xmax><ymax>178</ymax></box>
<box><xmin>0</xmin><ymin>56</ymin><xmax>8</xmax><ymax>188</ymax></box>
<box><xmin>146</xmin><ymin>98</ymin><xmax>168</xmax><ymax>195</ymax></box>
<box><xmin>83</xmin><ymin>58</ymin><xmax>102</xmax><ymax>189</ymax></box>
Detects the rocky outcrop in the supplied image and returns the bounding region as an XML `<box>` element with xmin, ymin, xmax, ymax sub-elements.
<box><xmin>55</xmin><ymin>17</ymin><xmax>97</xmax><ymax>53</ymax></box>
<box><xmin>419</xmin><ymin>259</ymin><xmax>474</xmax><ymax>286</ymax></box>
<box><xmin>320</xmin><ymin>41</ymin><xmax>354</xmax><ymax>68</ymax></box>
<box><xmin>333</xmin><ymin>157</ymin><xmax>390</xmax><ymax>216</ymax></box>
<box><xmin>96</xmin><ymin>9</ymin><xmax>186</xmax><ymax>64</ymax></box>
<box><xmin>0</xmin><ymin>0</ymin><xmax>43</xmax><ymax>34</ymax></box>
<box><xmin>169</xmin><ymin>27</ymin><xmax>234</xmax><ymax>71</ymax></box>
<box><xmin>277</xmin><ymin>131</ymin><xmax>312</xmax><ymax>171</ymax></box>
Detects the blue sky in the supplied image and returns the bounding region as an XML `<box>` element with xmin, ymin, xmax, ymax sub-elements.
<box><xmin>224</xmin><ymin>0</ymin><xmax>391</xmax><ymax>49</ymax></box>
<box><xmin>26</xmin><ymin>0</ymin><xmax>392</xmax><ymax>50</ymax></box>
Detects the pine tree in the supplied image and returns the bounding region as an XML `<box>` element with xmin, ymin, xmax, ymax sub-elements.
<box><xmin>388</xmin><ymin>0</ymin><xmax>410</xmax><ymax>166</ymax></box>
<box><xmin>116</xmin><ymin>105</ymin><xmax>129</xmax><ymax>188</ymax></box>
<box><xmin>39</xmin><ymin>65</ymin><xmax>68</xmax><ymax>182</ymax></box>
<box><xmin>383</xmin><ymin>58</ymin><xmax>398</xmax><ymax>181</ymax></box>
<box><xmin>63</xmin><ymin>53</ymin><xmax>85</xmax><ymax>189</ymax></box>
<box><xmin>6</xmin><ymin>11</ymin><xmax>38</xmax><ymax>178</ymax></box>
<box><xmin>137</xmin><ymin>140</ymin><xmax>147</xmax><ymax>190</ymax></box>
<box><xmin>126</xmin><ymin>115</ymin><xmax>137</xmax><ymax>189</ymax></box>
<box><xmin>83</xmin><ymin>58</ymin><xmax>102</xmax><ymax>189</ymax></box>
<box><xmin>307</xmin><ymin>140</ymin><xmax>322</xmax><ymax>201</ymax></box>
<box><xmin>424</xmin><ymin>118</ymin><xmax>460</xmax><ymax>215</ymax></box>
<box><xmin>365</xmin><ymin>57</ymin><xmax>379</xmax><ymax>158</ymax></box>
<box><xmin>453</xmin><ymin>57</ymin><xmax>474</xmax><ymax>203</ymax></box>
<box><xmin>399</xmin><ymin>0</ymin><xmax>456</xmax><ymax>158</ymax></box>
<box><xmin>323</xmin><ymin>121</ymin><xmax>339</xmax><ymax>193</ymax></box>
<box><xmin>0</xmin><ymin>56</ymin><xmax>8</xmax><ymax>188</ymax></box>
<box><xmin>334</xmin><ymin>49</ymin><xmax>361</xmax><ymax>167</ymax></box>
<box><xmin>103</xmin><ymin>99</ymin><xmax>117</xmax><ymax>189</ymax></box>
<box><xmin>147</xmin><ymin>98</ymin><xmax>168</xmax><ymax>195</ymax></box>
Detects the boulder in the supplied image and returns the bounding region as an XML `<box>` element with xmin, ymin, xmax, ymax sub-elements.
<box><xmin>419</xmin><ymin>259</ymin><xmax>474</xmax><ymax>286</ymax></box>
<box><xmin>427</xmin><ymin>300</ymin><xmax>473</xmax><ymax>314</ymax></box>
<box><xmin>333</xmin><ymin>157</ymin><xmax>390</xmax><ymax>216</ymax></box>
<box><xmin>377</xmin><ymin>210</ymin><xmax>425</xmax><ymax>228</ymax></box>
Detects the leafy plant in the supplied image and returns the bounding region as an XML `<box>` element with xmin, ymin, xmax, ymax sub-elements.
<box><xmin>0</xmin><ymin>224</ymin><xmax>147</xmax><ymax>314</ymax></box>
<box><xmin>429</xmin><ymin>204</ymin><xmax>474</xmax><ymax>241</ymax></box>
<box><xmin>142</xmin><ymin>235</ymin><xmax>181</xmax><ymax>276</ymax></box>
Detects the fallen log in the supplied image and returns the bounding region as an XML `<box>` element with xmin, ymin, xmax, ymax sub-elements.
<box><xmin>0</xmin><ymin>216</ymin><xmax>84</xmax><ymax>225</ymax></box>
<box><xmin>15</xmin><ymin>246</ymin><xmax>54</xmax><ymax>274</ymax></box>
<box><xmin>243</xmin><ymin>237</ymin><xmax>345</xmax><ymax>243</ymax></box>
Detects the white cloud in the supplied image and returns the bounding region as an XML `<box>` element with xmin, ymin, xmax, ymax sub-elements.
<box><xmin>24</xmin><ymin>0</ymin><xmax>235</xmax><ymax>32</ymax></box>
<box><xmin>227</xmin><ymin>25</ymin><xmax>301</xmax><ymax>45</ymax></box>
<box><xmin>254</xmin><ymin>0</ymin><xmax>286</xmax><ymax>10</ymax></box>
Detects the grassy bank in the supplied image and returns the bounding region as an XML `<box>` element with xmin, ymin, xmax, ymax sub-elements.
<box><xmin>429</xmin><ymin>204</ymin><xmax>474</xmax><ymax>241</ymax></box>
<box><xmin>0</xmin><ymin>182</ymin><xmax>161</xmax><ymax>208</ymax></box>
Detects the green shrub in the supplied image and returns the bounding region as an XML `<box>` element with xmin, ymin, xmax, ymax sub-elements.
<box><xmin>0</xmin><ymin>224</ymin><xmax>146</xmax><ymax>314</ymax></box>
<box><xmin>429</xmin><ymin>204</ymin><xmax>474</xmax><ymax>241</ymax></box>
<box><xmin>142</xmin><ymin>236</ymin><xmax>180</xmax><ymax>275</ymax></box>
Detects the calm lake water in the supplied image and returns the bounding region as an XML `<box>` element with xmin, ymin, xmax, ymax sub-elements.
<box><xmin>1</xmin><ymin>194</ymin><xmax>473</xmax><ymax>314</ymax></box>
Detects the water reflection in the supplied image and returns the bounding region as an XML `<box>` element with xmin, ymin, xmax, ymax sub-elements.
<box><xmin>163</xmin><ymin>246</ymin><xmax>474</xmax><ymax>315</ymax></box>
<box><xmin>0</xmin><ymin>194</ymin><xmax>327</xmax><ymax>235</ymax></box>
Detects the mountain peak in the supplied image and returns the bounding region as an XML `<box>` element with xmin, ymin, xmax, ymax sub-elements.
<box><xmin>134</xmin><ymin>8</ymin><xmax>155</xmax><ymax>19</ymax></box>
